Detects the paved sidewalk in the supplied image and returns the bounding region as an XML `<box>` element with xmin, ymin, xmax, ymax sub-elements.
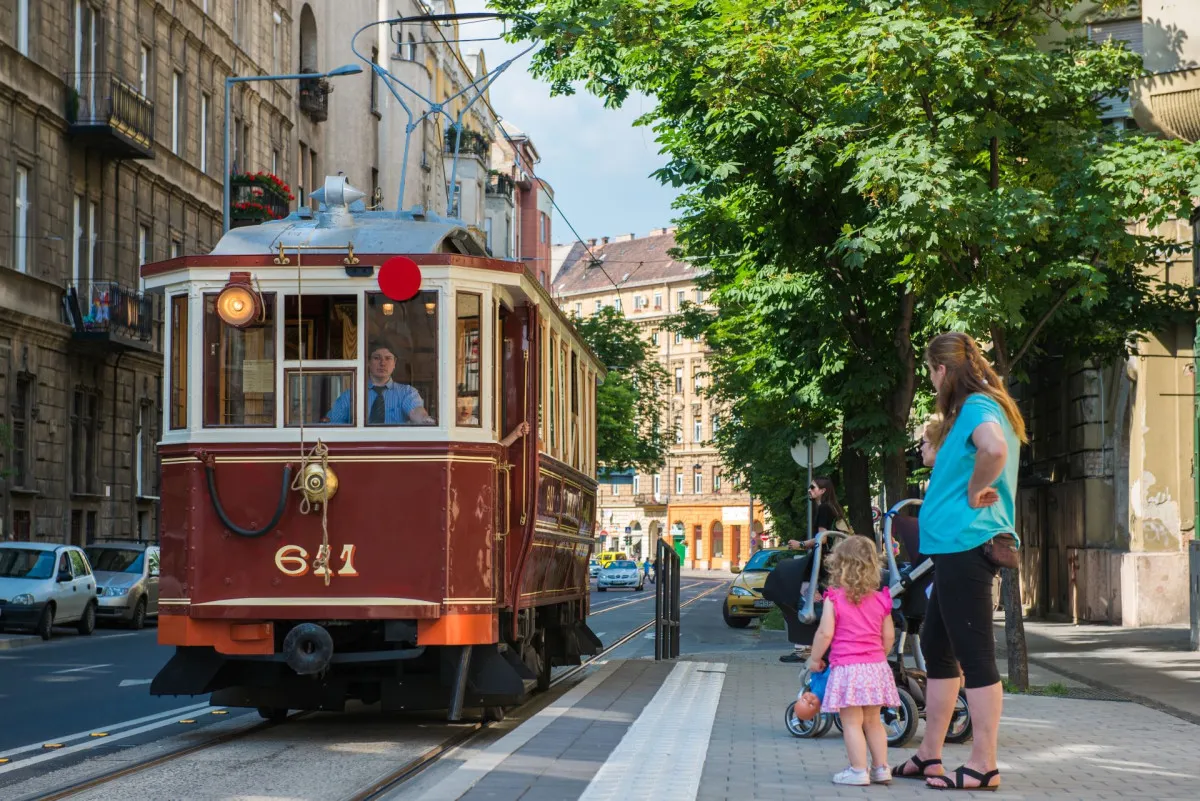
<box><xmin>400</xmin><ymin>649</ymin><xmax>1200</xmax><ymax>800</ymax></box>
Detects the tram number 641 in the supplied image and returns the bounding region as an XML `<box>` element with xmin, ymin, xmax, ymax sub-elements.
<box><xmin>274</xmin><ymin>544</ymin><xmax>359</xmax><ymax>578</ymax></box>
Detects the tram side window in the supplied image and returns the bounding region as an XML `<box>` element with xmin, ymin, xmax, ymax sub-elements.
<box><xmin>359</xmin><ymin>292</ymin><xmax>438</xmax><ymax>426</ymax></box>
<box><xmin>203</xmin><ymin>293</ymin><xmax>276</xmax><ymax>426</ymax></box>
<box><xmin>169</xmin><ymin>295</ymin><xmax>187</xmax><ymax>430</ymax></box>
<box><xmin>456</xmin><ymin>293</ymin><xmax>482</xmax><ymax>427</ymax></box>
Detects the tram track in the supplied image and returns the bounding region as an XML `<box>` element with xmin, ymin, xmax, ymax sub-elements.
<box><xmin>20</xmin><ymin>581</ymin><xmax>726</xmax><ymax>801</ymax></box>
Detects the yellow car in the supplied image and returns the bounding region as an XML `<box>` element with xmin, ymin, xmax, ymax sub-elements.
<box><xmin>722</xmin><ymin>548</ymin><xmax>805</xmax><ymax>628</ymax></box>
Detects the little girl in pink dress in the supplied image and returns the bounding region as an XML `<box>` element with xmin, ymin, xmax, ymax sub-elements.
<box><xmin>807</xmin><ymin>535</ymin><xmax>901</xmax><ymax>786</ymax></box>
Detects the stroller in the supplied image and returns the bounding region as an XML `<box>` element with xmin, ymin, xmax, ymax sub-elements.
<box><xmin>784</xmin><ymin>499</ymin><xmax>973</xmax><ymax>747</ymax></box>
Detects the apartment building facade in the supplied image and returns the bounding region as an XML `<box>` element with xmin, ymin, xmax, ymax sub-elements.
<box><xmin>0</xmin><ymin>0</ymin><xmax>295</xmax><ymax>545</ymax></box>
<box><xmin>552</xmin><ymin>229</ymin><xmax>765</xmax><ymax>569</ymax></box>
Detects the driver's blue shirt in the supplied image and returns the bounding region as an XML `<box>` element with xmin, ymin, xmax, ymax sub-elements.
<box><xmin>326</xmin><ymin>380</ymin><xmax>424</xmax><ymax>424</ymax></box>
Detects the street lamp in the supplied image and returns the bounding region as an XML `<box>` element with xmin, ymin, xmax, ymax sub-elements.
<box><xmin>223</xmin><ymin>63</ymin><xmax>364</xmax><ymax>233</ymax></box>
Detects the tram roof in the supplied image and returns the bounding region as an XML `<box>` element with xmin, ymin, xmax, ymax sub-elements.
<box><xmin>209</xmin><ymin>209</ymin><xmax>490</xmax><ymax>258</ymax></box>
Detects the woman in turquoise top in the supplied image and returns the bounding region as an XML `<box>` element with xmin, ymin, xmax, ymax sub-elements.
<box><xmin>892</xmin><ymin>332</ymin><xmax>1026</xmax><ymax>792</ymax></box>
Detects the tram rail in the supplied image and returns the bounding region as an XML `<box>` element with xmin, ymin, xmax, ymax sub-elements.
<box><xmin>20</xmin><ymin>581</ymin><xmax>726</xmax><ymax>801</ymax></box>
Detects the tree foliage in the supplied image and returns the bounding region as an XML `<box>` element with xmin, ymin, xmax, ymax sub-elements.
<box><xmin>571</xmin><ymin>307</ymin><xmax>669</xmax><ymax>473</ymax></box>
<box><xmin>499</xmin><ymin>0</ymin><xmax>1200</xmax><ymax>685</ymax></box>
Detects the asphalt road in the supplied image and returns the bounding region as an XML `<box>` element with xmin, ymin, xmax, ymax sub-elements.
<box><xmin>0</xmin><ymin>579</ymin><xmax>733</xmax><ymax>795</ymax></box>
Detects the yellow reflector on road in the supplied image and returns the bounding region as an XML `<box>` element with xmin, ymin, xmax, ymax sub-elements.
<box><xmin>43</xmin><ymin>744</ymin><xmax>64</xmax><ymax>749</ymax></box>
<box><xmin>90</xmin><ymin>732</ymin><xmax>109</xmax><ymax>737</ymax></box>
<box><xmin>179</xmin><ymin>719</ymin><xmax>196</xmax><ymax>724</ymax></box>
<box><xmin>211</xmin><ymin>710</ymin><xmax>228</xmax><ymax>715</ymax></box>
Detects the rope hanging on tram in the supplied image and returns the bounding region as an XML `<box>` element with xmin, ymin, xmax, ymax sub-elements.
<box><xmin>291</xmin><ymin>440</ymin><xmax>335</xmax><ymax>586</ymax></box>
<box><xmin>201</xmin><ymin>452</ymin><xmax>293</xmax><ymax>539</ymax></box>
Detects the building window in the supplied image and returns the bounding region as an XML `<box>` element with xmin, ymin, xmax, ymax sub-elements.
<box><xmin>232</xmin><ymin>0</ymin><xmax>240</xmax><ymax>44</ymax></box>
<box><xmin>633</xmin><ymin>475</ymin><xmax>640</xmax><ymax>494</ymax></box>
<box><xmin>712</xmin><ymin>414</ymin><xmax>721</xmax><ymax>435</ymax></box>
<box><xmin>138</xmin><ymin>225</ymin><xmax>149</xmax><ymax>290</ymax></box>
<box><xmin>10</xmin><ymin>374</ymin><xmax>32</xmax><ymax>487</ymax></box>
<box><xmin>12</xmin><ymin>510</ymin><xmax>31</xmax><ymax>541</ymax></box>
<box><xmin>676</xmin><ymin>291</ymin><xmax>685</xmax><ymax>307</ymax></box>
<box><xmin>594</xmin><ymin>300</ymin><xmax>602</xmax><ymax>313</ymax></box>
<box><xmin>694</xmin><ymin>368</ymin><xmax>702</xmax><ymax>393</ymax></box>
<box><xmin>272</xmin><ymin>9</ymin><xmax>281</xmax><ymax>73</ymax></box>
<box><xmin>170</xmin><ymin>240</ymin><xmax>181</xmax><ymax>259</ymax></box>
<box><xmin>13</xmin><ymin>166</ymin><xmax>29</xmax><ymax>274</ymax></box>
<box><xmin>653</xmin><ymin>474</ymin><xmax>661</xmax><ymax>496</ymax></box>
<box><xmin>675</xmin><ymin>469</ymin><xmax>683</xmax><ymax>494</ymax></box>
<box><xmin>74</xmin><ymin>1</ymin><xmax>96</xmax><ymax>98</ymax></box>
<box><xmin>693</xmin><ymin>470</ymin><xmax>702</xmax><ymax>494</ymax></box>
<box><xmin>612</xmin><ymin>482</ymin><xmax>619</xmax><ymax>496</ymax></box>
<box><xmin>17</xmin><ymin>0</ymin><xmax>30</xmax><ymax>56</ymax></box>
<box><xmin>713</xmin><ymin>469</ymin><xmax>722</xmax><ymax>491</ymax></box>
<box><xmin>71</xmin><ymin>195</ymin><xmax>83</xmax><ymax>284</ymax></box>
<box><xmin>405</xmin><ymin>34</ymin><xmax>417</xmax><ymax>61</ymax></box>
<box><xmin>651</xmin><ymin>331</ymin><xmax>659</xmax><ymax>346</ymax></box>
<box><xmin>613</xmin><ymin>297</ymin><xmax>622</xmax><ymax>312</ymax></box>
<box><xmin>72</xmin><ymin>388</ymin><xmax>100</xmax><ymax>495</ymax></box>
<box><xmin>139</xmin><ymin>45</ymin><xmax>150</xmax><ymax>95</ymax></box>
<box><xmin>200</xmin><ymin>93</ymin><xmax>209</xmax><ymax>172</ymax></box>
<box><xmin>574</xmin><ymin>302</ymin><xmax>582</xmax><ymax>316</ymax></box>
<box><xmin>674</xmin><ymin>367</ymin><xmax>683</xmax><ymax>393</ymax></box>
<box><xmin>171</xmin><ymin>71</ymin><xmax>181</xmax><ymax>154</ymax></box>
<box><xmin>694</xmin><ymin>418</ymin><xmax>702</xmax><ymax>442</ymax></box>
<box><xmin>274</xmin><ymin>149</ymin><xmax>281</xmax><ymax>177</ymax></box>
<box><xmin>654</xmin><ymin>292</ymin><xmax>662</xmax><ymax>309</ymax></box>
<box><xmin>136</xmin><ymin>400</ymin><xmax>152</xmax><ymax>497</ymax></box>
<box><xmin>540</xmin><ymin>212</ymin><xmax>548</xmax><ymax>242</ymax></box>
<box><xmin>674</xmin><ymin>332</ymin><xmax>682</xmax><ymax>345</ymax></box>
<box><xmin>695</xmin><ymin>289</ymin><xmax>704</xmax><ymax>303</ymax></box>
<box><xmin>370</xmin><ymin>46</ymin><xmax>380</xmax><ymax>114</ymax></box>
<box><xmin>87</xmin><ymin>199</ymin><xmax>97</xmax><ymax>282</ymax></box>
<box><xmin>674</xmin><ymin>416</ymin><xmax>682</xmax><ymax>443</ymax></box>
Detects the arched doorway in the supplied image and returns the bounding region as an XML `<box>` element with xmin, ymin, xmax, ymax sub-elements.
<box><xmin>299</xmin><ymin>5</ymin><xmax>319</xmax><ymax>73</ymax></box>
<box><xmin>630</xmin><ymin>521</ymin><xmax>643</xmax><ymax>558</ymax></box>
<box><xmin>711</xmin><ymin>521</ymin><xmax>724</xmax><ymax>569</ymax></box>
<box><xmin>730</xmin><ymin>524</ymin><xmax>742</xmax><ymax>568</ymax></box>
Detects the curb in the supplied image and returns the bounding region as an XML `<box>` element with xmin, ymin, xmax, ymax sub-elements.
<box><xmin>1026</xmin><ymin>655</ymin><xmax>1200</xmax><ymax>728</ymax></box>
<box><xmin>0</xmin><ymin>634</ymin><xmax>42</xmax><ymax>651</ymax></box>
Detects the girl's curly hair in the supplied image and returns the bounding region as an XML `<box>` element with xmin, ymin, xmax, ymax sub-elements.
<box><xmin>826</xmin><ymin>535</ymin><xmax>882</xmax><ymax>604</ymax></box>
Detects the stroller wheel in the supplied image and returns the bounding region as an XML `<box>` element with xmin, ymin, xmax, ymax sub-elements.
<box><xmin>883</xmin><ymin>687</ymin><xmax>920</xmax><ymax>748</ymax></box>
<box><xmin>944</xmin><ymin>689</ymin><xmax>974</xmax><ymax>743</ymax></box>
<box><xmin>784</xmin><ymin>702</ymin><xmax>833</xmax><ymax>738</ymax></box>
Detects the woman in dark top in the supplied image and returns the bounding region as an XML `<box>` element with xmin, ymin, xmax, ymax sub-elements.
<box><xmin>776</xmin><ymin>478</ymin><xmax>849</xmax><ymax>662</ymax></box>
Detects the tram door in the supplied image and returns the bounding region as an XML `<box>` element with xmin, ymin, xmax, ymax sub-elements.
<box><xmin>498</xmin><ymin>304</ymin><xmax>528</xmax><ymax>605</ymax></box>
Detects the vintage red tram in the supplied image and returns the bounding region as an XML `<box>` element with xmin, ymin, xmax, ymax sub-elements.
<box><xmin>146</xmin><ymin>176</ymin><xmax>602</xmax><ymax>720</ymax></box>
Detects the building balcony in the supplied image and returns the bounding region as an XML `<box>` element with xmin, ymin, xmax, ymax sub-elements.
<box><xmin>64</xmin><ymin>73</ymin><xmax>154</xmax><ymax>159</ymax></box>
<box><xmin>229</xmin><ymin>173</ymin><xmax>293</xmax><ymax>228</ymax></box>
<box><xmin>298</xmin><ymin>72</ymin><xmax>330</xmax><ymax>122</ymax></box>
<box><xmin>445</xmin><ymin>128</ymin><xmax>491</xmax><ymax>160</ymax></box>
<box><xmin>1131</xmin><ymin>67</ymin><xmax>1200</xmax><ymax>142</ymax></box>
<box><xmin>633</xmin><ymin>493</ymin><xmax>668</xmax><ymax>508</ymax></box>
<box><xmin>64</xmin><ymin>281</ymin><xmax>161</xmax><ymax>353</ymax></box>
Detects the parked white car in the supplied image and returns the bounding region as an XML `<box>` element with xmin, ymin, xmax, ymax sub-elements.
<box><xmin>0</xmin><ymin>542</ymin><xmax>98</xmax><ymax>640</ymax></box>
<box><xmin>597</xmin><ymin>559</ymin><xmax>645</xmax><ymax>592</ymax></box>
<box><xmin>85</xmin><ymin>542</ymin><xmax>160</xmax><ymax>629</ymax></box>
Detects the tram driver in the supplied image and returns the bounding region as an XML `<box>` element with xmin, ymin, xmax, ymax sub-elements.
<box><xmin>323</xmin><ymin>341</ymin><xmax>436</xmax><ymax>425</ymax></box>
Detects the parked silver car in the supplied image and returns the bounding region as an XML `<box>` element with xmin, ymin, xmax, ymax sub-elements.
<box><xmin>0</xmin><ymin>543</ymin><xmax>98</xmax><ymax>639</ymax></box>
<box><xmin>85</xmin><ymin>542</ymin><xmax>160</xmax><ymax>629</ymax></box>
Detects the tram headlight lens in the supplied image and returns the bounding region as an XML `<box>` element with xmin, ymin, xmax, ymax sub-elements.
<box><xmin>216</xmin><ymin>273</ymin><xmax>261</xmax><ymax>328</ymax></box>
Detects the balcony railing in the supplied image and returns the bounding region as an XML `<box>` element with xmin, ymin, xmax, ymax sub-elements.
<box><xmin>65</xmin><ymin>280</ymin><xmax>160</xmax><ymax>352</ymax></box>
<box><xmin>486</xmin><ymin>172</ymin><xmax>515</xmax><ymax>200</ymax></box>
<box><xmin>299</xmin><ymin>72</ymin><xmax>330</xmax><ymax>122</ymax></box>
<box><xmin>633</xmin><ymin>493</ymin><xmax>667</xmax><ymax>506</ymax></box>
<box><xmin>230</xmin><ymin>173</ymin><xmax>293</xmax><ymax>227</ymax></box>
<box><xmin>445</xmin><ymin>127</ymin><xmax>491</xmax><ymax>159</ymax></box>
<box><xmin>64</xmin><ymin>73</ymin><xmax>154</xmax><ymax>159</ymax></box>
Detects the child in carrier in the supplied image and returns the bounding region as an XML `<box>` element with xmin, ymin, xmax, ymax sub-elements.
<box><xmin>806</xmin><ymin>535</ymin><xmax>900</xmax><ymax>786</ymax></box>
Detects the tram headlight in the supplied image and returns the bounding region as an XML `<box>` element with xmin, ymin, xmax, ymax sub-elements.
<box><xmin>216</xmin><ymin>272</ymin><xmax>262</xmax><ymax>328</ymax></box>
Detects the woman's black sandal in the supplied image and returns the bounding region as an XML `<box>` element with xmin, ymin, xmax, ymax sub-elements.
<box><xmin>926</xmin><ymin>766</ymin><xmax>1000</xmax><ymax>791</ymax></box>
<box><xmin>891</xmin><ymin>755</ymin><xmax>942</xmax><ymax>779</ymax></box>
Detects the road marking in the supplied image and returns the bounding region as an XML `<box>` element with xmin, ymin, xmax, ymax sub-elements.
<box><xmin>0</xmin><ymin>706</ymin><xmax>223</xmax><ymax>774</ymax></box>
<box><xmin>590</xmin><ymin>582</ymin><xmax>704</xmax><ymax>617</ymax></box>
<box><xmin>0</xmin><ymin>702</ymin><xmax>212</xmax><ymax>762</ymax></box>
<box><xmin>118</xmin><ymin>679</ymin><xmax>153</xmax><ymax>687</ymax></box>
<box><xmin>580</xmin><ymin>662</ymin><xmax>726</xmax><ymax>801</ymax></box>
<box><xmin>52</xmin><ymin>663</ymin><xmax>113</xmax><ymax>674</ymax></box>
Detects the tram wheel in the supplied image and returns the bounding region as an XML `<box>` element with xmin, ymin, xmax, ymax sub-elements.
<box><xmin>483</xmin><ymin>706</ymin><xmax>506</xmax><ymax>723</ymax></box>
<box><xmin>257</xmin><ymin>706</ymin><xmax>290</xmax><ymax>724</ymax></box>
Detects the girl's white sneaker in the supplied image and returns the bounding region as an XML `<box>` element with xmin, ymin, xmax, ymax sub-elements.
<box><xmin>832</xmin><ymin>767</ymin><xmax>870</xmax><ymax>786</ymax></box>
<box><xmin>870</xmin><ymin>765</ymin><xmax>892</xmax><ymax>784</ymax></box>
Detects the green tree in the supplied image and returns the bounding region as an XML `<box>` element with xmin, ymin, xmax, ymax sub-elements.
<box><xmin>500</xmin><ymin>0</ymin><xmax>1200</xmax><ymax>684</ymax></box>
<box><xmin>572</xmin><ymin>307</ymin><xmax>669</xmax><ymax>473</ymax></box>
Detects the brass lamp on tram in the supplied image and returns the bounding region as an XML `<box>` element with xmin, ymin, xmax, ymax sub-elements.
<box><xmin>215</xmin><ymin>272</ymin><xmax>263</xmax><ymax>328</ymax></box>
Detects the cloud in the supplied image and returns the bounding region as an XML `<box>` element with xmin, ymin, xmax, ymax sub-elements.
<box><xmin>451</xmin><ymin>1</ymin><xmax>681</xmax><ymax>242</ymax></box>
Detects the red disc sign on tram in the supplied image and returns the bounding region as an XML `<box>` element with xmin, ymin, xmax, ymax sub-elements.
<box><xmin>378</xmin><ymin>256</ymin><xmax>422</xmax><ymax>301</ymax></box>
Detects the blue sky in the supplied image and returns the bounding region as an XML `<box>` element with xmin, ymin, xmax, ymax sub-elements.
<box><xmin>452</xmin><ymin>2</ymin><xmax>680</xmax><ymax>244</ymax></box>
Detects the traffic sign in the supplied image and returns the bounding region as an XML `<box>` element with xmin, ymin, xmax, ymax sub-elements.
<box><xmin>790</xmin><ymin>434</ymin><xmax>829</xmax><ymax>468</ymax></box>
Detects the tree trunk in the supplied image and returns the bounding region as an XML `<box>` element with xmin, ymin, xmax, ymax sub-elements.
<box><xmin>881</xmin><ymin>446</ymin><xmax>910</xmax><ymax>510</ymax></box>
<box><xmin>1001</xmin><ymin>566</ymin><xmax>1028</xmax><ymax>689</ymax></box>
<box><xmin>989</xmin><ymin>324</ymin><xmax>1030</xmax><ymax>690</ymax></box>
<box><xmin>840</xmin><ymin>432</ymin><xmax>873</xmax><ymax>536</ymax></box>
